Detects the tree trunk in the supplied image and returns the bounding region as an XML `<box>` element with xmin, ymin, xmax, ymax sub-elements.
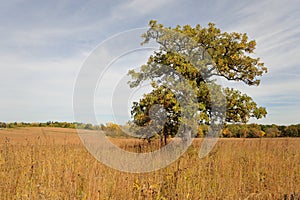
<box><xmin>164</xmin><ymin>134</ymin><xmax>167</xmax><ymax>146</ymax></box>
<box><xmin>182</xmin><ymin>125</ymin><xmax>191</xmax><ymax>144</ymax></box>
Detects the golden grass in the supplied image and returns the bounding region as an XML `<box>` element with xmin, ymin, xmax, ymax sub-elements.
<box><xmin>0</xmin><ymin>127</ymin><xmax>299</xmax><ymax>199</ymax></box>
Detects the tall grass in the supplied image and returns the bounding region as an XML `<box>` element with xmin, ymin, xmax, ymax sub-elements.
<box><xmin>0</xmin><ymin>128</ymin><xmax>299</xmax><ymax>199</ymax></box>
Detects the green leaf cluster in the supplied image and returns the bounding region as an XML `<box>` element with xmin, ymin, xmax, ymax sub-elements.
<box><xmin>128</xmin><ymin>20</ymin><xmax>268</xmax><ymax>140</ymax></box>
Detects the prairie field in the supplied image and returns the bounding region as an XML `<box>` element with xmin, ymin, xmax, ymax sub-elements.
<box><xmin>0</xmin><ymin>127</ymin><xmax>299</xmax><ymax>199</ymax></box>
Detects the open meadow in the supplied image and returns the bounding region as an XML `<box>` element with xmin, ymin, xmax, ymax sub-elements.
<box><xmin>0</xmin><ymin>127</ymin><xmax>299</xmax><ymax>199</ymax></box>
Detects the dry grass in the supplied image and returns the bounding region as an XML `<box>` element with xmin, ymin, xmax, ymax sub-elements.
<box><xmin>0</xmin><ymin>127</ymin><xmax>299</xmax><ymax>199</ymax></box>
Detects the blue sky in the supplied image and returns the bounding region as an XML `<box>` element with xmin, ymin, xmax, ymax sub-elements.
<box><xmin>0</xmin><ymin>0</ymin><xmax>299</xmax><ymax>125</ymax></box>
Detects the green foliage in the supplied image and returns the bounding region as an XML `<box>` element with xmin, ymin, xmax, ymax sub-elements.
<box><xmin>265</xmin><ymin>126</ymin><xmax>281</xmax><ymax>137</ymax></box>
<box><xmin>84</xmin><ymin>123</ymin><xmax>94</xmax><ymax>130</ymax></box>
<box><xmin>101</xmin><ymin>122</ymin><xmax>135</xmax><ymax>138</ymax></box>
<box><xmin>284</xmin><ymin>125</ymin><xmax>300</xmax><ymax>137</ymax></box>
<box><xmin>131</xmin><ymin>86</ymin><xmax>180</xmax><ymax>140</ymax></box>
<box><xmin>102</xmin><ymin>122</ymin><xmax>122</xmax><ymax>137</ymax></box>
<box><xmin>0</xmin><ymin>122</ymin><xmax>7</xmax><ymax>128</ymax></box>
<box><xmin>0</xmin><ymin>121</ymin><xmax>97</xmax><ymax>130</ymax></box>
<box><xmin>128</xmin><ymin>20</ymin><xmax>268</xmax><ymax>140</ymax></box>
<box><xmin>225</xmin><ymin>88</ymin><xmax>267</xmax><ymax>123</ymax></box>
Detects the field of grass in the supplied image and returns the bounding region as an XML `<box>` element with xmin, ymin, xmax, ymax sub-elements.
<box><xmin>0</xmin><ymin>127</ymin><xmax>299</xmax><ymax>199</ymax></box>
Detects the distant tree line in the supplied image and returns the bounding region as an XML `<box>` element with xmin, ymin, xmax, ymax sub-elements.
<box><xmin>0</xmin><ymin>121</ymin><xmax>299</xmax><ymax>138</ymax></box>
<box><xmin>220</xmin><ymin>124</ymin><xmax>300</xmax><ymax>138</ymax></box>
<box><xmin>0</xmin><ymin>121</ymin><xmax>129</xmax><ymax>137</ymax></box>
<box><xmin>0</xmin><ymin>121</ymin><xmax>94</xmax><ymax>130</ymax></box>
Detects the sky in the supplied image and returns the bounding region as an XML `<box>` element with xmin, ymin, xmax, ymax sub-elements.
<box><xmin>0</xmin><ymin>0</ymin><xmax>299</xmax><ymax>125</ymax></box>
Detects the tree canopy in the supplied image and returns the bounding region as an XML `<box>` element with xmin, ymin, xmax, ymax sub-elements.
<box><xmin>128</xmin><ymin>20</ymin><xmax>267</xmax><ymax>143</ymax></box>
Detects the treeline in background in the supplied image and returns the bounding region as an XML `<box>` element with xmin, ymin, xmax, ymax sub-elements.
<box><xmin>0</xmin><ymin>121</ymin><xmax>299</xmax><ymax>138</ymax></box>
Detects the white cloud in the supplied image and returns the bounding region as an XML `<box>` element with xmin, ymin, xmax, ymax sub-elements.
<box><xmin>0</xmin><ymin>0</ymin><xmax>299</xmax><ymax>124</ymax></box>
<box><xmin>112</xmin><ymin>0</ymin><xmax>174</xmax><ymax>20</ymax></box>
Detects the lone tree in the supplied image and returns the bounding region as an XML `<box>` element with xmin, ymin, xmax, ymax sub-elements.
<box><xmin>128</xmin><ymin>20</ymin><xmax>267</xmax><ymax>144</ymax></box>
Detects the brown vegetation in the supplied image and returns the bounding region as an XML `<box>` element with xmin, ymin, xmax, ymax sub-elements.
<box><xmin>0</xmin><ymin>127</ymin><xmax>299</xmax><ymax>199</ymax></box>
